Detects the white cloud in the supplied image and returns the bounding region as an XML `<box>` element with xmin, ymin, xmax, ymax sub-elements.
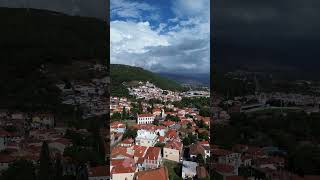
<box><xmin>171</xmin><ymin>0</ymin><xmax>210</xmax><ymax>21</ymax></box>
<box><xmin>110</xmin><ymin>20</ymin><xmax>169</xmax><ymax>54</ymax></box>
<box><xmin>110</xmin><ymin>0</ymin><xmax>210</xmax><ymax>74</ymax></box>
<box><xmin>110</xmin><ymin>0</ymin><xmax>157</xmax><ymax>19</ymax></box>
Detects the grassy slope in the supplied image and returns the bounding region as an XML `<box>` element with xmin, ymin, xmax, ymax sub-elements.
<box><xmin>111</xmin><ymin>64</ymin><xmax>185</xmax><ymax>97</ymax></box>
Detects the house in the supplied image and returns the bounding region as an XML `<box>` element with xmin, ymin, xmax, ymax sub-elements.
<box><xmin>135</xmin><ymin>130</ymin><xmax>158</xmax><ymax>147</ymax></box>
<box><xmin>240</xmin><ymin>155</ymin><xmax>252</xmax><ymax>167</ymax></box>
<box><xmin>111</xmin><ymin>146</ymin><xmax>133</xmax><ymax>160</ymax></box>
<box><xmin>253</xmin><ymin>158</ymin><xmax>277</xmax><ymax>170</ymax></box>
<box><xmin>32</xmin><ymin>113</ymin><xmax>55</xmax><ymax>128</ymax></box>
<box><xmin>213</xmin><ymin>148</ymin><xmax>241</xmax><ymax>168</ymax></box>
<box><xmin>0</xmin><ymin>129</ymin><xmax>11</xmax><ymax>151</ymax></box>
<box><xmin>111</xmin><ymin>122</ymin><xmax>126</xmax><ymax>133</ymax></box>
<box><xmin>137</xmin><ymin>114</ymin><xmax>155</xmax><ymax>124</ymax></box>
<box><xmin>152</xmin><ymin>108</ymin><xmax>162</xmax><ymax>116</ymax></box>
<box><xmin>0</xmin><ymin>154</ymin><xmax>16</xmax><ymax>172</ymax></box>
<box><xmin>196</xmin><ymin>166</ymin><xmax>209</xmax><ymax>179</ymax></box>
<box><xmin>135</xmin><ymin>167</ymin><xmax>169</xmax><ymax>180</ymax></box>
<box><xmin>48</xmin><ymin>138</ymin><xmax>73</xmax><ymax>154</ymax></box>
<box><xmin>182</xmin><ymin>161</ymin><xmax>198</xmax><ymax>179</ymax></box>
<box><xmin>165</xmin><ymin>129</ymin><xmax>178</xmax><ymax>141</ymax></box>
<box><xmin>88</xmin><ymin>166</ymin><xmax>110</xmax><ymax>180</ymax></box>
<box><xmin>120</xmin><ymin>138</ymin><xmax>134</xmax><ymax>147</ymax></box>
<box><xmin>163</xmin><ymin>140</ymin><xmax>183</xmax><ymax>162</ymax></box>
<box><xmin>189</xmin><ymin>143</ymin><xmax>205</xmax><ymax>159</ymax></box>
<box><xmin>111</xmin><ymin>158</ymin><xmax>136</xmax><ymax>180</ymax></box>
<box><xmin>213</xmin><ymin>163</ymin><xmax>238</xmax><ymax>179</ymax></box>
<box><xmin>132</xmin><ymin>145</ymin><xmax>148</xmax><ymax>163</ymax></box>
<box><xmin>143</xmin><ymin>147</ymin><xmax>162</xmax><ymax>170</ymax></box>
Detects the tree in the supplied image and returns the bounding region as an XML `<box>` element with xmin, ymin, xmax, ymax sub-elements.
<box><xmin>166</xmin><ymin>114</ymin><xmax>180</xmax><ymax>122</ymax></box>
<box><xmin>123</xmin><ymin>128</ymin><xmax>138</xmax><ymax>139</ymax></box>
<box><xmin>1</xmin><ymin>160</ymin><xmax>36</xmax><ymax>180</ymax></box>
<box><xmin>138</xmin><ymin>101</ymin><xmax>143</xmax><ymax>113</ymax></box>
<box><xmin>183</xmin><ymin>136</ymin><xmax>191</xmax><ymax>146</ymax></box>
<box><xmin>39</xmin><ymin>141</ymin><xmax>51</xmax><ymax>180</ymax></box>
<box><xmin>122</xmin><ymin>106</ymin><xmax>127</xmax><ymax>120</ymax></box>
<box><xmin>196</xmin><ymin>154</ymin><xmax>205</xmax><ymax>165</ymax></box>
<box><xmin>187</xmin><ymin>123</ymin><xmax>192</xmax><ymax>128</ymax></box>
<box><xmin>53</xmin><ymin>155</ymin><xmax>63</xmax><ymax>180</ymax></box>
<box><xmin>111</xmin><ymin>112</ymin><xmax>121</xmax><ymax>121</ymax></box>
<box><xmin>153</xmin><ymin>119</ymin><xmax>160</xmax><ymax>126</ymax></box>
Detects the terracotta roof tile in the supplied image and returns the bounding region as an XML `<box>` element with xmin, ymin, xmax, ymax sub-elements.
<box><xmin>135</xmin><ymin>167</ymin><xmax>169</xmax><ymax>180</ymax></box>
<box><xmin>88</xmin><ymin>166</ymin><xmax>109</xmax><ymax>177</ymax></box>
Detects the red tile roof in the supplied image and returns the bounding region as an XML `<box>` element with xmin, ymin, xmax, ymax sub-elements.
<box><xmin>111</xmin><ymin>158</ymin><xmax>136</xmax><ymax>174</ymax></box>
<box><xmin>121</xmin><ymin>138</ymin><xmax>134</xmax><ymax>145</ymax></box>
<box><xmin>164</xmin><ymin>141</ymin><xmax>182</xmax><ymax>150</ymax></box>
<box><xmin>161</xmin><ymin>121</ymin><xmax>175</xmax><ymax>127</ymax></box>
<box><xmin>138</xmin><ymin>114</ymin><xmax>154</xmax><ymax>118</ymax></box>
<box><xmin>135</xmin><ymin>167</ymin><xmax>169</xmax><ymax>180</ymax></box>
<box><xmin>111</xmin><ymin>147</ymin><xmax>133</xmax><ymax>158</ymax></box>
<box><xmin>189</xmin><ymin>143</ymin><xmax>205</xmax><ymax>156</ymax></box>
<box><xmin>214</xmin><ymin>163</ymin><xmax>235</xmax><ymax>174</ymax></box>
<box><xmin>0</xmin><ymin>154</ymin><xmax>16</xmax><ymax>163</ymax></box>
<box><xmin>212</xmin><ymin>148</ymin><xmax>234</xmax><ymax>156</ymax></box>
<box><xmin>0</xmin><ymin>129</ymin><xmax>11</xmax><ymax>137</ymax></box>
<box><xmin>199</xmin><ymin>140</ymin><xmax>209</xmax><ymax>146</ymax></box>
<box><xmin>133</xmin><ymin>145</ymin><xmax>148</xmax><ymax>158</ymax></box>
<box><xmin>196</xmin><ymin>166</ymin><xmax>209</xmax><ymax>178</ymax></box>
<box><xmin>145</xmin><ymin>147</ymin><xmax>161</xmax><ymax>160</ymax></box>
<box><xmin>166</xmin><ymin>130</ymin><xmax>178</xmax><ymax>139</ymax></box>
<box><xmin>158</xmin><ymin>136</ymin><xmax>165</xmax><ymax>142</ymax></box>
<box><xmin>226</xmin><ymin>176</ymin><xmax>246</xmax><ymax>180</ymax></box>
<box><xmin>88</xmin><ymin>166</ymin><xmax>109</xmax><ymax>177</ymax></box>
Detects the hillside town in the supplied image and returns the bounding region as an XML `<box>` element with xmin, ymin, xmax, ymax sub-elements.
<box><xmin>212</xmin><ymin>78</ymin><xmax>320</xmax><ymax>180</ymax></box>
<box><xmin>0</xmin><ymin>63</ymin><xmax>110</xmax><ymax>180</ymax></box>
<box><xmin>56</xmin><ymin>64</ymin><xmax>110</xmax><ymax>119</ymax></box>
<box><xmin>110</xmin><ymin>82</ymin><xmax>210</xmax><ymax>180</ymax></box>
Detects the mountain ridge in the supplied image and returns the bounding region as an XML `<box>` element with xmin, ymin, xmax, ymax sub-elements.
<box><xmin>110</xmin><ymin>64</ymin><xmax>186</xmax><ymax>97</ymax></box>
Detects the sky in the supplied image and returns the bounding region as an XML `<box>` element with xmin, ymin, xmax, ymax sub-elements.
<box><xmin>215</xmin><ymin>0</ymin><xmax>320</xmax><ymax>75</ymax></box>
<box><xmin>0</xmin><ymin>0</ymin><xmax>107</xmax><ymax>20</ymax></box>
<box><xmin>110</xmin><ymin>0</ymin><xmax>210</xmax><ymax>75</ymax></box>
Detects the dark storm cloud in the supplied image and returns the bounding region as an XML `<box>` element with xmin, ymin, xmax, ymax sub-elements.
<box><xmin>215</xmin><ymin>0</ymin><xmax>320</xmax><ymax>73</ymax></box>
<box><xmin>0</xmin><ymin>0</ymin><xmax>107</xmax><ymax>20</ymax></box>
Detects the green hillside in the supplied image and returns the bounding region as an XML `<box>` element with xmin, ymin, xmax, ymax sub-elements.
<box><xmin>111</xmin><ymin>64</ymin><xmax>185</xmax><ymax>97</ymax></box>
<box><xmin>0</xmin><ymin>7</ymin><xmax>108</xmax><ymax>111</ymax></box>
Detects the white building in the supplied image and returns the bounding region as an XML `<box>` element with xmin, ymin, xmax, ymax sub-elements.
<box><xmin>135</xmin><ymin>130</ymin><xmax>158</xmax><ymax>147</ymax></box>
<box><xmin>182</xmin><ymin>161</ymin><xmax>198</xmax><ymax>179</ymax></box>
<box><xmin>137</xmin><ymin>114</ymin><xmax>155</xmax><ymax>124</ymax></box>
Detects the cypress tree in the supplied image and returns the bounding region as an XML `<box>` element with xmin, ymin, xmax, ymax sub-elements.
<box><xmin>39</xmin><ymin>141</ymin><xmax>51</xmax><ymax>180</ymax></box>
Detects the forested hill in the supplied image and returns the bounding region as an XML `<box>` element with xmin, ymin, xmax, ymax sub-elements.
<box><xmin>111</xmin><ymin>64</ymin><xmax>185</xmax><ymax>97</ymax></box>
<box><xmin>0</xmin><ymin>7</ymin><xmax>108</xmax><ymax>111</ymax></box>
<box><xmin>0</xmin><ymin>7</ymin><xmax>108</xmax><ymax>62</ymax></box>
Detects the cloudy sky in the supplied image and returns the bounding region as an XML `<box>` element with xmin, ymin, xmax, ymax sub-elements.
<box><xmin>110</xmin><ymin>0</ymin><xmax>210</xmax><ymax>75</ymax></box>
<box><xmin>216</xmin><ymin>0</ymin><xmax>320</xmax><ymax>74</ymax></box>
<box><xmin>0</xmin><ymin>0</ymin><xmax>107</xmax><ymax>20</ymax></box>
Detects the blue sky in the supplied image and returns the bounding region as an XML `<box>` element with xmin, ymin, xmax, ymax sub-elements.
<box><xmin>110</xmin><ymin>0</ymin><xmax>210</xmax><ymax>74</ymax></box>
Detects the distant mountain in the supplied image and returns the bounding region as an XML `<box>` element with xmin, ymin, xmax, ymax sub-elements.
<box><xmin>159</xmin><ymin>72</ymin><xmax>210</xmax><ymax>87</ymax></box>
<box><xmin>111</xmin><ymin>64</ymin><xmax>185</xmax><ymax>97</ymax></box>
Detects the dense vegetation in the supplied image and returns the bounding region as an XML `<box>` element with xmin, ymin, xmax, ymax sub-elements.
<box><xmin>214</xmin><ymin>73</ymin><xmax>255</xmax><ymax>98</ymax></box>
<box><xmin>213</xmin><ymin>110</ymin><xmax>320</xmax><ymax>175</ymax></box>
<box><xmin>173</xmin><ymin>97</ymin><xmax>210</xmax><ymax>117</ymax></box>
<box><xmin>110</xmin><ymin>64</ymin><xmax>185</xmax><ymax>97</ymax></box>
<box><xmin>0</xmin><ymin>7</ymin><xmax>108</xmax><ymax>112</ymax></box>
